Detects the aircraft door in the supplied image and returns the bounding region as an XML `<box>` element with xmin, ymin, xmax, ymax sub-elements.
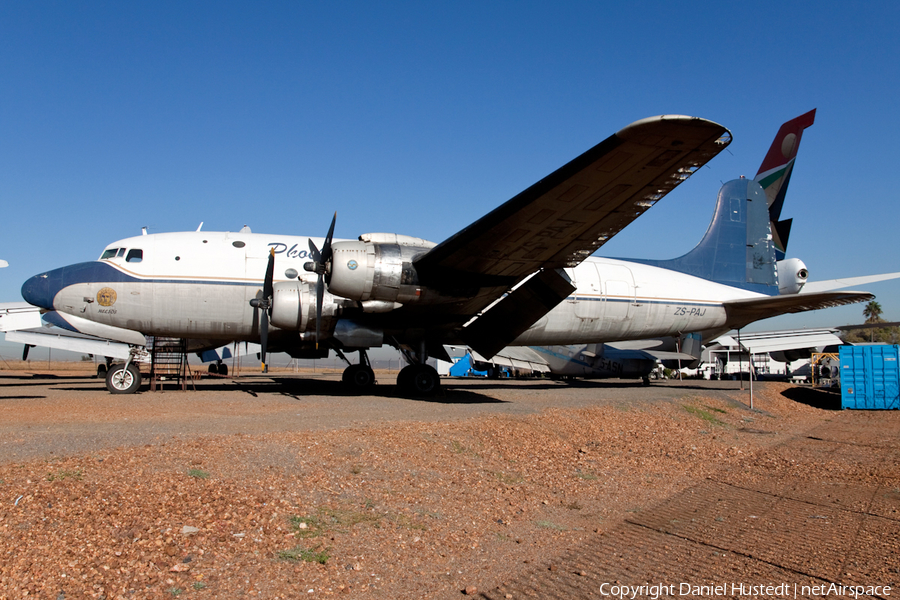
<box><xmin>572</xmin><ymin>263</ymin><xmax>604</xmax><ymax>321</ymax></box>
<box><xmin>602</xmin><ymin>264</ymin><xmax>635</xmax><ymax>334</ymax></box>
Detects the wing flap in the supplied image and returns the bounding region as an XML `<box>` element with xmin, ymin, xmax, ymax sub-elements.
<box><xmin>723</xmin><ymin>291</ymin><xmax>873</xmax><ymax>330</ymax></box>
<box><xmin>461</xmin><ymin>268</ymin><xmax>576</xmax><ymax>358</ymax></box>
<box><xmin>415</xmin><ymin>116</ymin><xmax>731</xmax><ymax>289</ymax></box>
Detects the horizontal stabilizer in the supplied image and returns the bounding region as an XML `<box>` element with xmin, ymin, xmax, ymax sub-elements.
<box><xmin>799</xmin><ymin>272</ymin><xmax>900</xmax><ymax>294</ymax></box>
<box><xmin>723</xmin><ymin>291</ymin><xmax>873</xmax><ymax>330</ymax></box>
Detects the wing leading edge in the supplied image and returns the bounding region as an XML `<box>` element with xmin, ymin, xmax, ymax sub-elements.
<box><xmin>414</xmin><ymin>115</ymin><xmax>732</xmax><ymax>289</ymax></box>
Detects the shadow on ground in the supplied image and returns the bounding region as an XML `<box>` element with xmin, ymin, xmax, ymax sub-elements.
<box><xmin>780</xmin><ymin>385</ymin><xmax>842</xmax><ymax>410</ymax></box>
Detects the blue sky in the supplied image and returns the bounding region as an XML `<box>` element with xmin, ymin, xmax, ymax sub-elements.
<box><xmin>2</xmin><ymin>1</ymin><xmax>899</xmax><ymax>359</ymax></box>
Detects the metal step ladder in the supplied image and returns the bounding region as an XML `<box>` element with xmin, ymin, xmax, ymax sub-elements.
<box><xmin>149</xmin><ymin>337</ymin><xmax>194</xmax><ymax>391</ymax></box>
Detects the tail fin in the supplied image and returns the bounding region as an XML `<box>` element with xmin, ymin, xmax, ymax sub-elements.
<box><xmin>754</xmin><ymin>109</ymin><xmax>816</xmax><ymax>259</ymax></box>
<box><xmin>628</xmin><ymin>177</ymin><xmax>778</xmax><ymax>294</ymax></box>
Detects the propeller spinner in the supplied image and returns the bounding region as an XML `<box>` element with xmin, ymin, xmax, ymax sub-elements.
<box><xmin>304</xmin><ymin>212</ymin><xmax>336</xmax><ymax>348</ymax></box>
<box><xmin>249</xmin><ymin>247</ymin><xmax>276</xmax><ymax>372</ymax></box>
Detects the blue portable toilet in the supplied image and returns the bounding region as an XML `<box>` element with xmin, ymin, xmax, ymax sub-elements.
<box><xmin>839</xmin><ymin>345</ymin><xmax>900</xmax><ymax>410</ymax></box>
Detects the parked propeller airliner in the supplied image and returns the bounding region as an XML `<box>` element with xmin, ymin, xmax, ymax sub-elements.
<box><xmin>21</xmin><ymin>114</ymin><xmax>874</xmax><ymax>395</ymax></box>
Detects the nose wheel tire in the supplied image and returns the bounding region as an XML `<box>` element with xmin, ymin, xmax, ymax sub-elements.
<box><xmin>397</xmin><ymin>364</ymin><xmax>440</xmax><ymax>396</ymax></box>
<box><xmin>342</xmin><ymin>364</ymin><xmax>376</xmax><ymax>391</ymax></box>
<box><xmin>106</xmin><ymin>363</ymin><xmax>142</xmax><ymax>394</ymax></box>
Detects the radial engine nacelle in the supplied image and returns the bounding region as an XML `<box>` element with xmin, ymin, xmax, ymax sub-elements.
<box><xmin>776</xmin><ymin>258</ymin><xmax>809</xmax><ymax>295</ymax></box>
<box><xmin>270</xmin><ymin>280</ymin><xmax>316</xmax><ymax>331</ymax></box>
<box><xmin>327</xmin><ymin>233</ymin><xmax>437</xmax><ymax>307</ymax></box>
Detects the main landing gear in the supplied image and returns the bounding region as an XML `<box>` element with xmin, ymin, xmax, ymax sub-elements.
<box><xmin>396</xmin><ymin>344</ymin><xmax>441</xmax><ymax>397</ymax></box>
<box><xmin>207</xmin><ymin>361</ymin><xmax>229</xmax><ymax>376</ymax></box>
<box><xmin>338</xmin><ymin>345</ymin><xmax>441</xmax><ymax>397</ymax></box>
<box><xmin>397</xmin><ymin>363</ymin><xmax>440</xmax><ymax>396</ymax></box>
<box><xmin>340</xmin><ymin>349</ymin><xmax>376</xmax><ymax>392</ymax></box>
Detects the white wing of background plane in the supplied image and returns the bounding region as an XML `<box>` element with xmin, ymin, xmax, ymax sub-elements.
<box><xmin>0</xmin><ymin>301</ymin><xmax>42</xmax><ymax>331</ymax></box>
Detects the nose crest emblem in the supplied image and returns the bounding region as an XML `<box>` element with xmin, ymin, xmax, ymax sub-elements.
<box><xmin>97</xmin><ymin>288</ymin><xmax>117</xmax><ymax>307</ymax></box>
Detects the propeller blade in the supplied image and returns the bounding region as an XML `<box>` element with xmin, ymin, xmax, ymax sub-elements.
<box><xmin>308</xmin><ymin>238</ymin><xmax>321</xmax><ymax>264</ymax></box>
<box><xmin>321</xmin><ymin>212</ymin><xmax>336</xmax><ymax>267</ymax></box>
<box><xmin>315</xmin><ymin>273</ymin><xmax>324</xmax><ymax>348</ymax></box>
<box><xmin>260</xmin><ymin>305</ymin><xmax>269</xmax><ymax>373</ymax></box>
<box><xmin>248</xmin><ymin>248</ymin><xmax>276</xmax><ymax>373</ymax></box>
<box><xmin>263</xmin><ymin>247</ymin><xmax>275</xmax><ymax>300</ymax></box>
<box><xmin>316</xmin><ymin>213</ymin><xmax>336</xmax><ymax>348</ymax></box>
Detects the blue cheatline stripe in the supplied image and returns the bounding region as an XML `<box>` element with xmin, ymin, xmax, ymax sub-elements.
<box><xmin>59</xmin><ymin>262</ymin><xmax>267</xmax><ymax>287</ymax></box>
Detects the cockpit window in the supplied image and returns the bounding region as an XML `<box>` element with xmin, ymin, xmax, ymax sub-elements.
<box><xmin>117</xmin><ymin>248</ymin><xmax>126</xmax><ymax>257</ymax></box>
<box><xmin>126</xmin><ymin>249</ymin><xmax>143</xmax><ymax>263</ymax></box>
<box><xmin>100</xmin><ymin>248</ymin><xmax>119</xmax><ymax>260</ymax></box>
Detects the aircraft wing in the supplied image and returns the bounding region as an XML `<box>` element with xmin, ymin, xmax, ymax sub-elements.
<box><xmin>5</xmin><ymin>328</ymin><xmax>134</xmax><ymax>360</ymax></box>
<box><xmin>712</xmin><ymin>328</ymin><xmax>843</xmax><ymax>354</ymax></box>
<box><xmin>800</xmin><ymin>272</ymin><xmax>900</xmax><ymax>294</ymax></box>
<box><xmin>471</xmin><ymin>346</ymin><xmax>551</xmax><ymax>373</ymax></box>
<box><xmin>723</xmin><ymin>291</ymin><xmax>873</xmax><ymax>330</ymax></box>
<box><xmin>0</xmin><ymin>302</ymin><xmax>43</xmax><ymax>331</ymax></box>
<box><xmin>414</xmin><ymin>115</ymin><xmax>731</xmax><ymax>288</ymax></box>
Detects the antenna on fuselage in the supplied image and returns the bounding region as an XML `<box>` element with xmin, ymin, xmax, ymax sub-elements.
<box><xmin>196</xmin><ymin>222</ymin><xmax>204</xmax><ymax>232</ymax></box>
<box><xmin>141</xmin><ymin>227</ymin><xmax>148</xmax><ymax>236</ymax></box>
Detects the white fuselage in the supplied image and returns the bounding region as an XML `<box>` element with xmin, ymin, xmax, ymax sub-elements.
<box><xmin>46</xmin><ymin>231</ymin><xmax>762</xmax><ymax>346</ymax></box>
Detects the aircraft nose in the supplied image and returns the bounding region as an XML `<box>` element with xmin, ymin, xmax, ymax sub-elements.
<box><xmin>21</xmin><ymin>270</ymin><xmax>59</xmax><ymax>310</ymax></box>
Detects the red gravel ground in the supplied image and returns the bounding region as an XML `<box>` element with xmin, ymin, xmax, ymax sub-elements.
<box><xmin>0</xmin><ymin>365</ymin><xmax>897</xmax><ymax>599</ymax></box>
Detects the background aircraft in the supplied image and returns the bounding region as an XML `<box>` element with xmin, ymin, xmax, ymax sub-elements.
<box><xmin>20</xmin><ymin>115</ymin><xmax>874</xmax><ymax>395</ymax></box>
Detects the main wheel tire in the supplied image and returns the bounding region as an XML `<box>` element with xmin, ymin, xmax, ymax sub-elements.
<box><xmin>342</xmin><ymin>364</ymin><xmax>375</xmax><ymax>390</ymax></box>
<box><xmin>106</xmin><ymin>363</ymin><xmax>141</xmax><ymax>394</ymax></box>
<box><xmin>208</xmin><ymin>364</ymin><xmax>218</xmax><ymax>374</ymax></box>
<box><xmin>96</xmin><ymin>363</ymin><xmax>108</xmax><ymax>379</ymax></box>
<box><xmin>397</xmin><ymin>364</ymin><xmax>440</xmax><ymax>396</ymax></box>
<box><xmin>217</xmin><ymin>363</ymin><xmax>228</xmax><ymax>376</ymax></box>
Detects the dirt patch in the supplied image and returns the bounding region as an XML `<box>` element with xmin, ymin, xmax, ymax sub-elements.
<box><xmin>0</xmin><ymin>373</ymin><xmax>896</xmax><ymax>599</ymax></box>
